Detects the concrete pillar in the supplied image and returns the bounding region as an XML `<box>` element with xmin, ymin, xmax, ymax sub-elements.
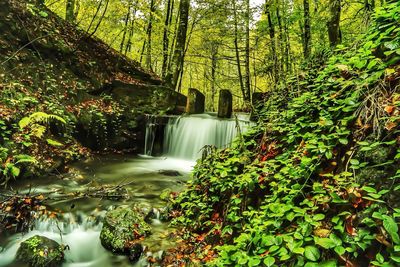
<box><xmin>186</xmin><ymin>88</ymin><xmax>205</xmax><ymax>114</ymax></box>
<box><xmin>217</xmin><ymin>90</ymin><xmax>232</xmax><ymax>118</ymax></box>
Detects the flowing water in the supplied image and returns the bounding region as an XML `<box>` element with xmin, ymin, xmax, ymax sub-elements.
<box><xmin>146</xmin><ymin>113</ymin><xmax>254</xmax><ymax>159</ymax></box>
<box><xmin>0</xmin><ymin>156</ymin><xmax>194</xmax><ymax>267</ymax></box>
<box><xmin>0</xmin><ymin>113</ymin><xmax>253</xmax><ymax>266</ymax></box>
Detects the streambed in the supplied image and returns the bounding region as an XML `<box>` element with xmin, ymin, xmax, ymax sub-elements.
<box><xmin>0</xmin><ymin>155</ymin><xmax>194</xmax><ymax>267</ymax></box>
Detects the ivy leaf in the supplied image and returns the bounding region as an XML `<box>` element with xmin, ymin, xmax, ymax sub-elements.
<box><xmin>339</xmin><ymin>138</ymin><xmax>349</xmax><ymax>145</ymax></box>
<box><xmin>304</xmin><ymin>246</ymin><xmax>320</xmax><ymax>261</ymax></box>
<box><xmin>248</xmin><ymin>257</ymin><xmax>261</xmax><ymax>266</ymax></box>
<box><xmin>382</xmin><ymin>215</ymin><xmax>400</xmax><ymax>244</ymax></box>
<box><xmin>334</xmin><ymin>246</ymin><xmax>346</xmax><ymax>255</ymax></box>
<box><xmin>362</xmin><ymin>186</ymin><xmax>377</xmax><ymax>193</ymax></box>
<box><xmin>263</xmin><ymin>256</ymin><xmax>275</xmax><ymax>267</ymax></box>
<box><xmin>315</xmin><ymin>237</ymin><xmax>336</xmax><ymax>249</ymax></box>
<box><xmin>313</xmin><ymin>214</ymin><xmax>325</xmax><ymax>221</ymax></box>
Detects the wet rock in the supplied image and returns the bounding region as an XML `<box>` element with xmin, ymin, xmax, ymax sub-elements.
<box><xmin>145</xmin><ymin>207</ymin><xmax>171</xmax><ymax>223</ymax></box>
<box><xmin>127</xmin><ymin>243</ymin><xmax>143</xmax><ymax>262</ymax></box>
<box><xmin>158</xmin><ymin>170</ymin><xmax>182</xmax><ymax>176</ymax></box>
<box><xmin>16</xmin><ymin>235</ymin><xmax>64</xmax><ymax>267</ymax></box>
<box><xmin>100</xmin><ymin>207</ymin><xmax>151</xmax><ymax>260</ymax></box>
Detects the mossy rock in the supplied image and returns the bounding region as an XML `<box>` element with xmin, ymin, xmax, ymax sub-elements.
<box><xmin>359</xmin><ymin>145</ymin><xmax>395</xmax><ymax>165</ymax></box>
<box><xmin>16</xmin><ymin>235</ymin><xmax>64</xmax><ymax>267</ymax></box>
<box><xmin>100</xmin><ymin>206</ymin><xmax>151</xmax><ymax>259</ymax></box>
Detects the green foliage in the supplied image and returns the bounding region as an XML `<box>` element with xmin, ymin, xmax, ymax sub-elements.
<box><xmin>170</xmin><ymin>2</ymin><xmax>400</xmax><ymax>266</ymax></box>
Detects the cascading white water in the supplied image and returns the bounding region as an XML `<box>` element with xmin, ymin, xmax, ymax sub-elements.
<box><xmin>0</xmin><ymin>212</ymin><xmax>114</xmax><ymax>267</ymax></box>
<box><xmin>144</xmin><ymin>115</ymin><xmax>157</xmax><ymax>156</ymax></box>
<box><xmin>163</xmin><ymin>113</ymin><xmax>253</xmax><ymax>160</ymax></box>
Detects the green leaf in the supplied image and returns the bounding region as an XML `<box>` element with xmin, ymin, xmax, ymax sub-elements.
<box><xmin>248</xmin><ymin>257</ymin><xmax>261</xmax><ymax>266</ymax></box>
<box><xmin>263</xmin><ymin>256</ymin><xmax>275</xmax><ymax>267</ymax></box>
<box><xmin>304</xmin><ymin>246</ymin><xmax>320</xmax><ymax>261</ymax></box>
<box><xmin>382</xmin><ymin>215</ymin><xmax>400</xmax><ymax>244</ymax></box>
<box><xmin>293</xmin><ymin>247</ymin><xmax>305</xmax><ymax>255</ymax></box>
<box><xmin>339</xmin><ymin>138</ymin><xmax>349</xmax><ymax>145</ymax></box>
<box><xmin>362</xmin><ymin>186</ymin><xmax>377</xmax><ymax>193</ymax></box>
<box><xmin>315</xmin><ymin>237</ymin><xmax>336</xmax><ymax>249</ymax></box>
<box><xmin>334</xmin><ymin>246</ymin><xmax>346</xmax><ymax>255</ymax></box>
<box><xmin>314</xmin><ymin>214</ymin><xmax>325</xmax><ymax>221</ymax></box>
<box><xmin>350</xmin><ymin>159</ymin><xmax>360</xmax><ymax>165</ymax></box>
<box><xmin>19</xmin><ymin>117</ymin><xmax>30</xmax><ymax>129</ymax></box>
<box><xmin>46</xmin><ymin>139</ymin><xmax>64</xmax><ymax>147</ymax></box>
<box><xmin>15</xmin><ymin>154</ymin><xmax>37</xmax><ymax>164</ymax></box>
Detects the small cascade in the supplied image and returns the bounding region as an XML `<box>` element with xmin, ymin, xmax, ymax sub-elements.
<box><xmin>144</xmin><ymin>115</ymin><xmax>157</xmax><ymax>156</ymax></box>
<box><xmin>163</xmin><ymin>113</ymin><xmax>253</xmax><ymax>160</ymax></box>
<box><xmin>0</xmin><ymin>212</ymin><xmax>111</xmax><ymax>267</ymax></box>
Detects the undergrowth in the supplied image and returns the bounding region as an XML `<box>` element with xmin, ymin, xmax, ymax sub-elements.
<box><xmin>169</xmin><ymin>2</ymin><xmax>400</xmax><ymax>266</ymax></box>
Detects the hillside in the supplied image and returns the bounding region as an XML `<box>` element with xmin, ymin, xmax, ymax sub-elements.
<box><xmin>167</xmin><ymin>2</ymin><xmax>400</xmax><ymax>266</ymax></box>
<box><xmin>0</xmin><ymin>0</ymin><xmax>185</xmax><ymax>184</ymax></box>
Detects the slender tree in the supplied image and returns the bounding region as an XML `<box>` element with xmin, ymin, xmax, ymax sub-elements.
<box><xmin>327</xmin><ymin>0</ymin><xmax>341</xmax><ymax>47</ymax></box>
<box><xmin>162</xmin><ymin>0</ymin><xmax>174</xmax><ymax>78</ymax></box>
<box><xmin>66</xmin><ymin>0</ymin><xmax>76</xmax><ymax>22</ymax></box>
<box><xmin>244</xmin><ymin>0</ymin><xmax>251</xmax><ymax>102</ymax></box>
<box><xmin>146</xmin><ymin>0</ymin><xmax>156</xmax><ymax>71</ymax></box>
<box><xmin>303</xmin><ymin>0</ymin><xmax>311</xmax><ymax>59</ymax></box>
<box><xmin>265</xmin><ymin>0</ymin><xmax>277</xmax><ymax>82</ymax></box>
<box><xmin>166</xmin><ymin>0</ymin><xmax>190</xmax><ymax>90</ymax></box>
<box><xmin>232</xmin><ymin>0</ymin><xmax>246</xmax><ymax>101</ymax></box>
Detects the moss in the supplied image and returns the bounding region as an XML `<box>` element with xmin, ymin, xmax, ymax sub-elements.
<box><xmin>16</xmin><ymin>235</ymin><xmax>64</xmax><ymax>267</ymax></box>
<box><xmin>100</xmin><ymin>207</ymin><xmax>151</xmax><ymax>254</ymax></box>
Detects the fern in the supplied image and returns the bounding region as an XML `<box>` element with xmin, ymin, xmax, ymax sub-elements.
<box><xmin>19</xmin><ymin>112</ymin><xmax>66</xmax><ymax>129</ymax></box>
<box><xmin>15</xmin><ymin>154</ymin><xmax>37</xmax><ymax>164</ymax></box>
<box><xmin>46</xmin><ymin>138</ymin><xmax>63</xmax><ymax>147</ymax></box>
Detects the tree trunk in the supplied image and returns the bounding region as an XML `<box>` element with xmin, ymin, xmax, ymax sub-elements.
<box><xmin>211</xmin><ymin>45</ymin><xmax>218</xmax><ymax>112</ymax></box>
<box><xmin>265</xmin><ymin>1</ymin><xmax>277</xmax><ymax>82</ymax></box>
<box><xmin>232</xmin><ymin>0</ymin><xmax>246</xmax><ymax>102</ymax></box>
<box><xmin>88</xmin><ymin>0</ymin><xmax>109</xmax><ymax>37</ymax></box>
<box><xmin>166</xmin><ymin>0</ymin><xmax>190</xmax><ymax>90</ymax></box>
<box><xmin>146</xmin><ymin>0</ymin><xmax>156</xmax><ymax>71</ymax></box>
<box><xmin>303</xmin><ymin>0</ymin><xmax>311</xmax><ymax>59</ymax></box>
<box><xmin>120</xmin><ymin>3</ymin><xmax>132</xmax><ymax>53</ymax></box>
<box><xmin>124</xmin><ymin>6</ymin><xmax>137</xmax><ymax>55</ymax></box>
<box><xmin>276</xmin><ymin>4</ymin><xmax>284</xmax><ymax>76</ymax></box>
<box><xmin>327</xmin><ymin>0</ymin><xmax>341</xmax><ymax>48</ymax></box>
<box><xmin>66</xmin><ymin>0</ymin><xmax>75</xmax><ymax>22</ymax></box>
<box><xmin>244</xmin><ymin>0</ymin><xmax>251</xmax><ymax>102</ymax></box>
<box><xmin>162</xmin><ymin>0</ymin><xmax>174</xmax><ymax>78</ymax></box>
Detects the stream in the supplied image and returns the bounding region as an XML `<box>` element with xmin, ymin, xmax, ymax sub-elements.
<box><xmin>0</xmin><ymin>156</ymin><xmax>193</xmax><ymax>267</ymax></box>
<box><xmin>0</xmin><ymin>113</ymin><xmax>253</xmax><ymax>266</ymax></box>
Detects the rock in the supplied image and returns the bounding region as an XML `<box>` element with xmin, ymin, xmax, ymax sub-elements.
<box><xmin>16</xmin><ymin>235</ymin><xmax>64</xmax><ymax>267</ymax></box>
<box><xmin>100</xmin><ymin>207</ymin><xmax>151</xmax><ymax>259</ymax></box>
<box><xmin>186</xmin><ymin>88</ymin><xmax>205</xmax><ymax>114</ymax></box>
<box><xmin>127</xmin><ymin>243</ymin><xmax>143</xmax><ymax>262</ymax></box>
<box><xmin>158</xmin><ymin>170</ymin><xmax>182</xmax><ymax>176</ymax></box>
<box><xmin>217</xmin><ymin>90</ymin><xmax>232</xmax><ymax>118</ymax></box>
<box><xmin>145</xmin><ymin>207</ymin><xmax>171</xmax><ymax>223</ymax></box>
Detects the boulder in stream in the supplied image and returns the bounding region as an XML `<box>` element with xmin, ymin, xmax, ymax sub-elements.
<box><xmin>100</xmin><ymin>207</ymin><xmax>151</xmax><ymax>262</ymax></box>
<box><xmin>16</xmin><ymin>235</ymin><xmax>64</xmax><ymax>267</ymax></box>
<box><xmin>158</xmin><ymin>170</ymin><xmax>182</xmax><ymax>176</ymax></box>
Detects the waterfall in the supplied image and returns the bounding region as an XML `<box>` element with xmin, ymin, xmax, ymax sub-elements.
<box><xmin>163</xmin><ymin>113</ymin><xmax>253</xmax><ymax>160</ymax></box>
<box><xmin>144</xmin><ymin>115</ymin><xmax>157</xmax><ymax>156</ymax></box>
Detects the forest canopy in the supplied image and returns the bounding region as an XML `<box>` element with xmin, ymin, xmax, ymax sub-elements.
<box><xmin>44</xmin><ymin>0</ymin><xmax>381</xmax><ymax>109</ymax></box>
